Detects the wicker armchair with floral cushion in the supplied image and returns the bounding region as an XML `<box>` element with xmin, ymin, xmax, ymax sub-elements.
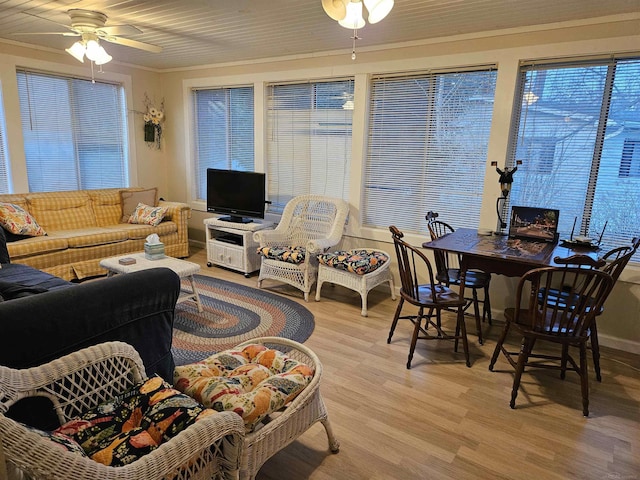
<box><xmin>254</xmin><ymin>195</ymin><xmax>349</xmax><ymax>301</ymax></box>
<box><xmin>173</xmin><ymin>337</ymin><xmax>340</xmax><ymax>480</ymax></box>
<box><xmin>0</xmin><ymin>342</ymin><xmax>244</xmax><ymax>480</ymax></box>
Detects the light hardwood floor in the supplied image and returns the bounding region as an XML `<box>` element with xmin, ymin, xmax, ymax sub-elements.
<box><xmin>188</xmin><ymin>246</ymin><xmax>640</xmax><ymax>480</ymax></box>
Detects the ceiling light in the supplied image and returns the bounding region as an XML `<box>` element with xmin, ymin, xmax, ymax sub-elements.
<box><xmin>338</xmin><ymin>1</ymin><xmax>365</xmax><ymax>29</ymax></box>
<box><xmin>84</xmin><ymin>37</ymin><xmax>101</xmax><ymax>61</ymax></box>
<box><xmin>65</xmin><ymin>33</ymin><xmax>112</xmax><ymax>66</ymax></box>
<box><xmin>322</xmin><ymin>0</ymin><xmax>394</xmax><ymax>60</ymax></box>
<box><xmin>65</xmin><ymin>41</ymin><xmax>86</xmax><ymax>63</ymax></box>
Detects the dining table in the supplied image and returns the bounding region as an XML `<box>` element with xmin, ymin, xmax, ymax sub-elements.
<box><xmin>421</xmin><ymin>228</ymin><xmax>601</xmax><ymax>341</ymax></box>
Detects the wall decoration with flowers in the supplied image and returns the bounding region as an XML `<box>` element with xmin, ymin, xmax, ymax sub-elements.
<box><xmin>143</xmin><ymin>93</ymin><xmax>165</xmax><ymax>150</ymax></box>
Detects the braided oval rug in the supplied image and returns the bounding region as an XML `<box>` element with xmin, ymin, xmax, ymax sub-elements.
<box><xmin>172</xmin><ymin>275</ymin><xmax>315</xmax><ymax>365</ymax></box>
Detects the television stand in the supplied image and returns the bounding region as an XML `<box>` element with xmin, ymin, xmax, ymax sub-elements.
<box><xmin>204</xmin><ymin>218</ymin><xmax>273</xmax><ymax>277</ymax></box>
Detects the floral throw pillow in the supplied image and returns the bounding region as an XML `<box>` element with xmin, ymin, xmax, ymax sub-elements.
<box><xmin>128</xmin><ymin>203</ymin><xmax>168</xmax><ymax>226</ymax></box>
<box><xmin>174</xmin><ymin>344</ymin><xmax>314</xmax><ymax>431</ymax></box>
<box><xmin>54</xmin><ymin>376</ymin><xmax>216</xmax><ymax>467</ymax></box>
<box><xmin>0</xmin><ymin>203</ymin><xmax>46</xmax><ymax>237</ymax></box>
<box><xmin>317</xmin><ymin>249</ymin><xmax>389</xmax><ymax>275</ymax></box>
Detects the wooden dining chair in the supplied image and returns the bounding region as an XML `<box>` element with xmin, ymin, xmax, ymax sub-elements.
<box><xmin>542</xmin><ymin>237</ymin><xmax>640</xmax><ymax>381</ymax></box>
<box><xmin>426</xmin><ymin>211</ymin><xmax>492</xmax><ymax>344</ymax></box>
<box><xmin>388</xmin><ymin>225</ymin><xmax>470</xmax><ymax>369</ymax></box>
<box><xmin>489</xmin><ymin>256</ymin><xmax>613</xmax><ymax>416</ymax></box>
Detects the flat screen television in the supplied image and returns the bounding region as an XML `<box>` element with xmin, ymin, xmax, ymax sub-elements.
<box><xmin>508</xmin><ymin>206</ymin><xmax>560</xmax><ymax>243</ymax></box>
<box><xmin>206</xmin><ymin>168</ymin><xmax>266</xmax><ymax>223</ymax></box>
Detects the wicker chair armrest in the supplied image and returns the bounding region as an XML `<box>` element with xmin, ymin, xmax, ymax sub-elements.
<box><xmin>253</xmin><ymin>230</ymin><xmax>289</xmax><ymax>246</ymax></box>
<box><xmin>0</xmin><ymin>411</ymin><xmax>244</xmax><ymax>480</ymax></box>
<box><xmin>0</xmin><ymin>342</ymin><xmax>146</xmax><ymax>417</ymax></box>
<box><xmin>306</xmin><ymin>237</ymin><xmax>340</xmax><ymax>254</ymax></box>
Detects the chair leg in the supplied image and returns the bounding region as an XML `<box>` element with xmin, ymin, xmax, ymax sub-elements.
<box><xmin>510</xmin><ymin>337</ymin><xmax>533</xmax><ymax>409</ymax></box>
<box><xmin>590</xmin><ymin>320</ymin><xmax>602</xmax><ymax>382</ymax></box>
<box><xmin>457</xmin><ymin>307</ymin><xmax>471</xmax><ymax>367</ymax></box>
<box><xmin>387</xmin><ymin>298</ymin><xmax>404</xmax><ymax>343</ymax></box>
<box><xmin>320</xmin><ymin>417</ymin><xmax>341</xmax><ymax>453</ymax></box>
<box><xmin>483</xmin><ymin>284</ymin><xmax>492</xmax><ymax>325</ymax></box>
<box><xmin>579</xmin><ymin>342</ymin><xmax>590</xmax><ymax>417</ymax></box>
<box><xmin>560</xmin><ymin>344</ymin><xmax>569</xmax><ymax>380</ymax></box>
<box><xmin>489</xmin><ymin>321</ymin><xmax>511</xmax><ymax>371</ymax></box>
<box><xmin>407</xmin><ymin>307</ymin><xmax>423</xmax><ymax>369</ymax></box>
<box><xmin>472</xmin><ymin>288</ymin><xmax>483</xmax><ymax>345</ymax></box>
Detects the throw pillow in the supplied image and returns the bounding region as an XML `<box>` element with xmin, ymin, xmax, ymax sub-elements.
<box><xmin>317</xmin><ymin>249</ymin><xmax>389</xmax><ymax>275</ymax></box>
<box><xmin>174</xmin><ymin>344</ymin><xmax>314</xmax><ymax>431</ymax></box>
<box><xmin>120</xmin><ymin>188</ymin><xmax>157</xmax><ymax>223</ymax></box>
<box><xmin>128</xmin><ymin>203</ymin><xmax>168</xmax><ymax>227</ymax></box>
<box><xmin>256</xmin><ymin>246</ymin><xmax>306</xmax><ymax>264</ymax></box>
<box><xmin>0</xmin><ymin>203</ymin><xmax>46</xmax><ymax>237</ymax></box>
<box><xmin>55</xmin><ymin>376</ymin><xmax>215</xmax><ymax>467</ymax></box>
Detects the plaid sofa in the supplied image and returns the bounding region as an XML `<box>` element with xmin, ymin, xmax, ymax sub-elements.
<box><xmin>0</xmin><ymin>188</ymin><xmax>191</xmax><ymax>281</ymax></box>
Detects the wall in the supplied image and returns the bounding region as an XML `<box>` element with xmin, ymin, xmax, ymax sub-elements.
<box><xmin>0</xmin><ymin>17</ymin><xmax>638</xmax><ymax>352</ymax></box>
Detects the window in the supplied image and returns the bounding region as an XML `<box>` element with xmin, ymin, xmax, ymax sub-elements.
<box><xmin>0</xmin><ymin>89</ymin><xmax>10</xmax><ymax>193</ymax></box>
<box><xmin>363</xmin><ymin>69</ymin><xmax>497</xmax><ymax>233</ymax></box>
<box><xmin>506</xmin><ymin>58</ymin><xmax>640</xmax><ymax>259</ymax></box>
<box><xmin>192</xmin><ymin>86</ymin><xmax>254</xmax><ymax>201</ymax></box>
<box><xmin>17</xmin><ymin>70</ymin><xmax>128</xmax><ymax>192</ymax></box>
<box><xmin>266</xmin><ymin>79</ymin><xmax>354</xmax><ymax>213</ymax></box>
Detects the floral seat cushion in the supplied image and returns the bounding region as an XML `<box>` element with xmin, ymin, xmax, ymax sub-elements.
<box><xmin>256</xmin><ymin>245</ymin><xmax>306</xmax><ymax>264</ymax></box>
<box><xmin>317</xmin><ymin>249</ymin><xmax>389</xmax><ymax>275</ymax></box>
<box><xmin>173</xmin><ymin>343</ymin><xmax>314</xmax><ymax>431</ymax></box>
<box><xmin>54</xmin><ymin>376</ymin><xmax>216</xmax><ymax>467</ymax></box>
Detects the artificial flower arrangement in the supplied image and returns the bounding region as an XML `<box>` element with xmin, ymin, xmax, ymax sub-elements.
<box><xmin>143</xmin><ymin>94</ymin><xmax>165</xmax><ymax>149</ymax></box>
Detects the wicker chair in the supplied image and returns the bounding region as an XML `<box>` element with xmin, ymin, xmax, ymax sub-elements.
<box><xmin>233</xmin><ymin>337</ymin><xmax>340</xmax><ymax>480</ymax></box>
<box><xmin>254</xmin><ymin>195</ymin><xmax>349</xmax><ymax>301</ymax></box>
<box><xmin>0</xmin><ymin>342</ymin><xmax>244</xmax><ymax>480</ymax></box>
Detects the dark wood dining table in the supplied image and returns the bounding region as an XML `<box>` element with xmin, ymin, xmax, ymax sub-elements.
<box><xmin>421</xmin><ymin>228</ymin><xmax>602</xmax><ymax>343</ymax></box>
<box><xmin>422</xmin><ymin>228</ymin><xmax>600</xmax><ymax>279</ymax></box>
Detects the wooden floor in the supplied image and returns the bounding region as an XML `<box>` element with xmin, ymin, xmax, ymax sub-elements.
<box><xmin>188</xmin><ymin>246</ymin><xmax>640</xmax><ymax>480</ymax></box>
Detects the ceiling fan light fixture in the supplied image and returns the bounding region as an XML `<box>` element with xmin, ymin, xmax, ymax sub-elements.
<box><xmin>363</xmin><ymin>0</ymin><xmax>394</xmax><ymax>23</ymax></box>
<box><xmin>94</xmin><ymin>47</ymin><xmax>112</xmax><ymax>65</ymax></box>
<box><xmin>85</xmin><ymin>38</ymin><xmax>102</xmax><ymax>61</ymax></box>
<box><xmin>338</xmin><ymin>1</ymin><xmax>366</xmax><ymax>29</ymax></box>
<box><xmin>65</xmin><ymin>41</ymin><xmax>86</xmax><ymax>63</ymax></box>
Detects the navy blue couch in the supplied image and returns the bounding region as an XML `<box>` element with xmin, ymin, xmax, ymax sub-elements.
<box><xmin>0</xmin><ymin>228</ymin><xmax>181</xmax><ymax>427</ymax></box>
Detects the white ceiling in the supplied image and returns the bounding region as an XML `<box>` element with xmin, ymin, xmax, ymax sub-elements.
<box><xmin>0</xmin><ymin>0</ymin><xmax>638</xmax><ymax>70</ymax></box>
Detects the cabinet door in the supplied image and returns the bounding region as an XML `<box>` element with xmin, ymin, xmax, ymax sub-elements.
<box><xmin>224</xmin><ymin>246</ymin><xmax>245</xmax><ymax>270</ymax></box>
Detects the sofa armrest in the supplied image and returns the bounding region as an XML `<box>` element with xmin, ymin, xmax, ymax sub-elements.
<box><xmin>159</xmin><ymin>200</ymin><xmax>191</xmax><ymax>257</ymax></box>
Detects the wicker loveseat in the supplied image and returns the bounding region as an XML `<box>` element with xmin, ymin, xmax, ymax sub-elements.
<box><xmin>0</xmin><ymin>187</ymin><xmax>190</xmax><ymax>281</ymax></box>
<box><xmin>0</xmin><ymin>342</ymin><xmax>244</xmax><ymax>480</ymax></box>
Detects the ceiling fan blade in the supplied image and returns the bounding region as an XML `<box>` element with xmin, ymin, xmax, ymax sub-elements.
<box><xmin>12</xmin><ymin>31</ymin><xmax>79</xmax><ymax>36</ymax></box>
<box><xmin>98</xmin><ymin>25</ymin><xmax>142</xmax><ymax>36</ymax></box>
<box><xmin>102</xmin><ymin>35</ymin><xmax>162</xmax><ymax>53</ymax></box>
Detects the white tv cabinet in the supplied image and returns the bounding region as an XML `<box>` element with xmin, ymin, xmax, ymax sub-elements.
<box><xmin>204</xmin><ymin>218</ymin><xmax>273</xmax><ymax>277</ymax></box>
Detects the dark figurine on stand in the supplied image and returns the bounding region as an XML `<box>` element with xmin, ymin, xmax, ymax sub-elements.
<box><xmin>493</xmin><ymin>160</ymin><xmax>522</xmax><ymax>234</ymax></box>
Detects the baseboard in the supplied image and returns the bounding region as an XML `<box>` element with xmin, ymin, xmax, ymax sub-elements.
<box><xmin>597</xmin><ymin>333</ymin><xmax>640</xmax><ymax>354</ymax></box>
<box><xmin>488</xmin><ymin>308</ymin><xmax>639</xmax><ymax>355</ymax></box>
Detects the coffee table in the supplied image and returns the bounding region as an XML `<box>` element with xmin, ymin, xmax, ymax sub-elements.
<box><xmin>100</xmin><ymin>253</ymin><xmax>203</xmax><ymax>312</ymax></box>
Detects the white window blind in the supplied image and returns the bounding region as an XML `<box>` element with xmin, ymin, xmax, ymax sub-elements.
<box><xmin>506</xmin><ymin>58</ymin><xmax>640</xmax><ymax>260</ymax></box>
<box><xmin>17</xmin><ymin>70</ymin><xmax>128</xmax><ymax>192</ymax></box>
<box><xmin>363</xmin><ymin>69</ymin><xmax>497</xmax><ymax>233</ymax></box>
<box><xmin>0</xmin><ymin>90</ymin><xmax>10</xmax><ymax>193</ymax></box>
<box><xmin>266</xmin><ymin>79</ymin><xmax>354</xmax><ymax>213</ymax></box>
<box><xmin>192</xmin><ymin>86</ymin><xmax>254</xmax><ymax>201</ymax></box>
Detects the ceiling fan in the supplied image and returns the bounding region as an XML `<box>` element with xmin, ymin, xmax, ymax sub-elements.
<box><xmin>15</xmin><ymin>9</ymin><xmax>162</xmax><ymax>64</ymax></box>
